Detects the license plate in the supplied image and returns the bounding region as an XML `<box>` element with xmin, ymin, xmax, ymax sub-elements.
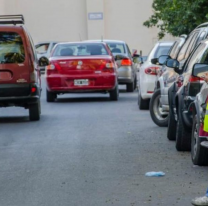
<box><xmin>74</xmin><ymin>79</ymin><xmax>89</xmax><ymax>86</ymax></box>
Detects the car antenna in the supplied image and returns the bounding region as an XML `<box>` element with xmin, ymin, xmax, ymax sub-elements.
<box><xmin>101</xmin><ymin>35</ymin><xmax>103</xmax><ymax>42</ymax></box>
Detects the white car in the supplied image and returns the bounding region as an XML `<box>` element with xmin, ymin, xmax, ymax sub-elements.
<box><xmin>35</xmin><ymin>41</ymin><xmax>59</xmax><ymax>71</ymax></box>
<box><xmin>138</xmin><ymin>41</ymin><xmax>174</xmax><ymax>110</ymax></box>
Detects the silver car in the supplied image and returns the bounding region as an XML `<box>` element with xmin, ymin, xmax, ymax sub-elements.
<box><xmin>86</xmin><ymin>40</ymin><xmax>138</xmax><ymax>92</ymax></box>
<box><xmin>35</xmin><ymin>41</ymin><xmax>58</xmax><ymax>71</ymax></box>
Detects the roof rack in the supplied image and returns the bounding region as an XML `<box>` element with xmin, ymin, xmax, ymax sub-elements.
<box><xmin>0</xmin><ymin>15</ymin><xmax>24</xmax><ymax>25</ymax></box>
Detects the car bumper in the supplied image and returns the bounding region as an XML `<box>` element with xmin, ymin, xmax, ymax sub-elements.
<box><xmin>117</xmin><ymin>66</ymin><xmax>133</xmax><ymax>83</ymax></box>
<box><xmin>0</xmin><ymin>83</ymin><xmax>40</xmax><ymax>106</ymax></box>
<box><xmin>46</xmin><ymin>74</ymin><xmax>117</xmax><ymax>92</ymax></box>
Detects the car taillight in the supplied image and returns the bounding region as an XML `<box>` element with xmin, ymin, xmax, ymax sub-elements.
<box><xmin>121</xmin><ymin>58</ymin><xmax>132</xmax><ymax>66</ymax></box>
<box><xmin>189</xmin><ymin>76</ymin><xmax>204</xmax><ymax>82</ymax></box>
<box><xmin>103</xmin><ymin>61</ymin><xmax>115</xmax><ymax>72</ymax></box>
<box><xmin>144</xmin><ymin>67</ymin><xmax>160</xmax><ymax>75</ymax></box>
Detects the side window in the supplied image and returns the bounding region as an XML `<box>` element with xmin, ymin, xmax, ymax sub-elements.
<box><xmin>195</xmin><ymin>30</ymin><xmax>207</xmax><ymax>45</ymax></box>
<box><xmin>36</xmin><ymin>43</ymin><xmax>49</xmax><ymax>54</ymax></box>
<box><xmin>177</xmin><ymin>33</ymin><xmax>196</xmax><ymax>62</ymax></box>
<box><xmin>184</xmin><ymin>32</ymin><xmax>199</xmax><ymax>59</ymax></box>
<box><xmin>27</xmin><ymin>33</ymin><xmax>38</xmax><ymax>62</ymax></box>
<box><xmin>184</xmin><ymin>43</ymin><xmax>207</xmax><ymax>73</ymax></box>
<box><xmin>126</xmin><ymin>44</ymin><xmax>132</xmax><ymax>57</ymax></box>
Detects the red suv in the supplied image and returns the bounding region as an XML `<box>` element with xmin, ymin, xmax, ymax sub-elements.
<box><xmin>44</xmin><ymin>42</ymin><xmax>119</xmax><ymax>101</ymax></box>
<box><xmin>0</xmin><ymin>15</ymin><xmax>41</xmax><ymax>121</ymax></box>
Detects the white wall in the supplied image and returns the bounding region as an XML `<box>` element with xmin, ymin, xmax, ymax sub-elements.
<box><xmin>1</xmin><ymin>0</ymin><xmax>176</xmax><ymax>54</ymax></box>
<box><xmin>2</xmin><ymin>0</ymin><xmax>88</xmax><ymax>43</ymax></box>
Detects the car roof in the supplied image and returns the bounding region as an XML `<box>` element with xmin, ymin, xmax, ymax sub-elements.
<box><xmin>0</xmin><ymin>25</ymin><xmax>24</xmax><ymax>32</ymax></box>
<box><xmin>196</xmin><ymin>22</ymin><xmax>208</xmax><ymax>29</ymax></box>
<box><xmin>36</xmin><ymin>41</ymin><xmax>59</xmax><ymax>45</ymax></box>
<box><xmin>56</xmin><ymin>41</ymin><xmax>107</xmax><ymax>45</ymax></box>
<box><xmin>156</xmin><ymin>41</ymin><xmax>174</xmax><ymax>46</ymax></box>
<box><xmin>85</xmin><ymin>39</ymin><xmax>126</xmax><ymax>44</ymax></box>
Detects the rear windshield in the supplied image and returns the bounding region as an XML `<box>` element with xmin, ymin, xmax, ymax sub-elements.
<box><xmin>107</xmin><ymin>43</ymin><xmax>126</xmax><ymax>54</ymax></box>
<box><xmin>0</xmin><ymin>32</ymin><xmax>25</xmax><ymax>64</ymax></box>
<box><xmin>154</xmin><ymin>46</ymin><xmax>171</xmax><ymax>58</ymax></box>
<box><xmin>52</xmin><ymin>43</ymin><xmax>108</xmax><ymax>57</ymax></box>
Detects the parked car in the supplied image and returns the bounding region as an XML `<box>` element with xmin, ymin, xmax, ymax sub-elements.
<box><xmin>149</xmin><ymin>35</ymin><xmax>187</xmax><ymax>127</ymax></box>
<box><xmin>35</xmin><ymin>41</ymin><xmax>58</xmax><ymax>71</ymax></box>
<box><xmin>167</xmin><ymin>22</ymin><xmax>208</xmax><ymax>142</ymax></box>
<box><xmin>43</xmin><ymin>42</ymin><xmax>120</xmax><ymax>101</ymax></box>
<box><xmin>0</xmin><ymin>15</ymin><xmax>41</xmax><ymax>121</ymax></box>
<box><xmin>138</xmin><ymin>41</ymin><xmax>174</xmax><ymax>110</ymax></box>
<box><xmin>85</xmin><ymin>40</ymin><xmax>139</xmax><ymax>92</ymax></box>
<box><xmin>167</xmin><ymin>40</ymin><xmax>208</xmax><ymax>152</ymax></box>
<box><xmin>189</xmin><ymin>54</ymin><xmax>208</xmax><ymax>165</ymax></box>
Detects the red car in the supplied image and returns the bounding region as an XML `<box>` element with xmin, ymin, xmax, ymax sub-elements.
<box><xmin>44</xmin><ymin>42</ymin><xmax>119</xmax><ymax>101</ymax></box>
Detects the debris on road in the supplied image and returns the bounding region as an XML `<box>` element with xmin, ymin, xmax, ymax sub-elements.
<box><xmin>145</xmin><ymin>171</ymin><xmax>165</xmax><ymax>177</ymax></box>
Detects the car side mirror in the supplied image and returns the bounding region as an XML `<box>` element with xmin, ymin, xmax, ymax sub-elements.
<box><xmin>192</xmin><ymin>63</ymin><xmax>208</xmax><ymax>80</ymax></box>
<box><xmin>151</xmin><ymin>58</ymin><xmax>159</xmax><ymax>65</ymax></box>
<box><xmin>158</xmin><ymin>55</ymin><xmax>170</xmax><ymax>65</ymax></box>
<box><xmin>38</xmin><ymin>56</ymin><xmax>49</xmax><ymax>66</ymax></box>
<box><xmin>166</xmin><ymin>59</ymin><xmax>180</xmax><ymax>73</ymax></box>
<box><xmin>114</xmin><ymin>54</ymin><xmax>128</xmax><ymax>61</ymax></box>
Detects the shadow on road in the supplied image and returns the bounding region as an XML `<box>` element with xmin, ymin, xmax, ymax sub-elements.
<box><xmin>55</xmin><ymin>96</ymin><xmax>111</xmax><ymax>103</ymax></box>
<box><xmin>0</xmin><ymin>116</ymin><xmax>29</xmax><ymax>123</ymax></box>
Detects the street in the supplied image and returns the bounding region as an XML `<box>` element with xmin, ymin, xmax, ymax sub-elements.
<box><xmin>0</xmin><ymin>76</ymin><xmax>207</xmax><ymax>206</ymax></box>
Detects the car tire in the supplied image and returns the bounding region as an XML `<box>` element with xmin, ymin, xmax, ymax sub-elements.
<box><xmin>150</xmin><ymin>89</ymin><xmax>168</xmax><ymax>127</ymax></box>
<box><xmin>138</xmin><ymin>90</ymin><xmax>149</xmax><ymax>110</ymax></box>
<box><xmin>134</xmin><ymin>76</ymin><xmax>137</xmax><ymax>90</ymax></box>
<box><xmin>127</xmin><ymin>81</ymin><xmax>134</xmax><ymax>92</ymax></box>
<box><xmin>46</xmin><ymin>90</ymin><xmax>56</xmax><ymax>102</ymax></box>
<box><xmin>29</xmin><ymin>101</ymin><xmax>40</xmax><ymax>121</ymax></box>
<box><xmin>110</xmin><ymin>84</ymin><xmax>119</xmax><ymax>101</ymax></box>
<box><xmin>191</xmin><ymin>115</ymin><xmax>208</xmax><ymax>166</ymax></box>
<box><xmin>175</xmin><ymin>105</ymin><xmax>191</xmax><ymax>151</ymax></box>
<box><xmin>167</xmin><ymin>104</ymin><xmax>177</xmax><ymax>141</ymax></box>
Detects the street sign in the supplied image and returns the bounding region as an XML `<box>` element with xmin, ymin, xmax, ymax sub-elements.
<box><xmin>88</xmin><ymin>13</ymin><xmax>103</xmax><ymax>20</ymax></box>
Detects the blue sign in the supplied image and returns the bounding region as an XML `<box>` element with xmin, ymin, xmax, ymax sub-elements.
<box><xmin>88</xmin><ymin>13</ymin><xmax>103</xmax><ymax>20</ymax></box>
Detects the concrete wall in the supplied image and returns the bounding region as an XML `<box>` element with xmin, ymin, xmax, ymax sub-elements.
<box><xmin>1</xmin><ymin>0</ymin><xmax>176</xmax><ymax>55</ymax></box>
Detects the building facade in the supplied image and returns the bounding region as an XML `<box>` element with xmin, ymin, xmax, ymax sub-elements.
<box><xmin>0</xmin><ymin>0</ymin><xmax>176</xmax><ymax>54</ymax></box>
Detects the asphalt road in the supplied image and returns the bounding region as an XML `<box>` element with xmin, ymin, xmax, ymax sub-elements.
<box><xmin>0</xmin><ymin>76</ymin><xmax>207</xmax><ymax>206</ymax></box>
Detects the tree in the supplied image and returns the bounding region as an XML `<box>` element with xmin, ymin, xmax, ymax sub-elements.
<box><xmin>144</xmin><ymin>0</ymin><xmax>208</xmax><ymax>39</ymax></box>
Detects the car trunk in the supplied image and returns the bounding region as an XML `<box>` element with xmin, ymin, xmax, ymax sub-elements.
<box><xmin>50</xmin><ymin>56</ymin><xmax>112</xmax><ymax>75</ymax></box>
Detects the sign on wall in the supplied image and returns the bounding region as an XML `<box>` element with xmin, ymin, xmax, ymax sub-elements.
<box><xmin>88</xmin><ymin>13</ymin><xmax>103</xmax><ymax>20</ymax></box>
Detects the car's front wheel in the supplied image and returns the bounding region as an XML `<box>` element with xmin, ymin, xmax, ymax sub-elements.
<box><xmin>191</xmin><ymin>115</ymin><xmax>208</xmax><ymax>166</ymax></box>
<box><xmin>150</xmin><ymin>89</ymin><xmax>168</xmax><ymax>127</ymax></box>
<box><xmin>167</xmin><ymin>103</ymin><xmax>177</xmax><ymax>141</ymax></box>
<box><xmin>110</xmin><ymin>84</ymin><xmax>119</xmax><ymax>101</ymax></box>
<box><xmin>46</xmin><ymin>90</ymin><xmax>57</xmax><ymax>102</ymax></box>
<box><xmin>175</xmin><ymin>105</ymin><xmax>191</xmax><ymax>151</ymax></box>
<box><xmin>29</xmin><ymin>100</ymin><xmax>40</xmax><ymax>121</ymax></box>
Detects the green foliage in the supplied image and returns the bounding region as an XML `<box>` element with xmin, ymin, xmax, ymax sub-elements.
<box><xmin>144</xmin><ymin>0</ymin><xmax>208</xmax><ymax>39</ymax></box>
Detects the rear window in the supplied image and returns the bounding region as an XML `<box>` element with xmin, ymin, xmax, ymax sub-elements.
<box><xmin>154</xmin><ymin>46</ymin><xmax>171</xmax><ymax>58</ymax></box>
<box><xmin>52</xmin><ymin>43</ymin><xmax>108</xmax><ymax>57</ymax></box>
<box><xmin>0</xmin><ymin>32</ymin><xmax>25</xmax><ymax>64</ymax></box>
<box><xmin>107</xmin><ymin>43</ymin><xmax>126</xmax><ymax>54</ymax></box>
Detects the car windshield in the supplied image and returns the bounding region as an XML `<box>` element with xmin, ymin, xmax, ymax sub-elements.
<box><xmin>107</xmin><ymin>43</ymin><xmax>126</xmax><ymax>54</ymax></box>
<box><xmin>154</xmin><ymin>45</ymin><xmax>172</xmax><ymax>58</ymax></box>
<box><xmin>0</xmin><ymin>32</ymin><xmax>25</xmax><ymax>64</ymax></box>
<box><xmin>52</xmin><ymin>43</ymin><xmax>108</xmax><ymax>57</ymax></box>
